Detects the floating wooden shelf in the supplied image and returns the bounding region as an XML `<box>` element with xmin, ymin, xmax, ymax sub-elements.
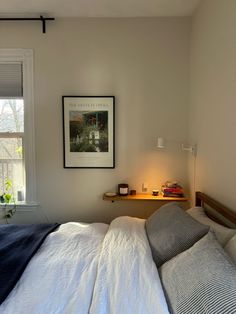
<box><xmin>103</xmin><ymin>193</ymin><xmax>188</xmax><ymax>202</ymax></box>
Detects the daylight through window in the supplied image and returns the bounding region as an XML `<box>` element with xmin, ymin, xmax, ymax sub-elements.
<box><xmin>0</xmin><ymin>98</ymin><xmax>24</xmax><ymax>199</ymax></box>
<box><xmin>0</xmin><ymin>50</ymin><xmax>36</xmax><ymax>204</ymax></box>
<box><xmin>0</xmin><ymin>59</ymin><xmax>26</xmax><ymax>201</ymax></box>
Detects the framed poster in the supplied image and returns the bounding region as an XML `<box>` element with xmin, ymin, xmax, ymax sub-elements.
<box><xmin>62</xmin><ymin>96</ymin><xmax>115</xmax><ymax>168</ymax></box>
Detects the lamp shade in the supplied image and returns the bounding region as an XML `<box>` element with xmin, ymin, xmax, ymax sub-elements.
<box><xmin>157</xmin><ymin>137</ymin><xmax>165</xmax><ymax>149</ymax></box>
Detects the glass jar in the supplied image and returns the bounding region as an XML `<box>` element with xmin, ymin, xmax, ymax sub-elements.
<box><xmin>118</xmin><ymin>183</ymin><xmax>129</xmax><ymax>196</ymax></box>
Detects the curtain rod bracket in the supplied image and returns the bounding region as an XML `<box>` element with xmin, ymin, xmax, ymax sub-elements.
<box><xmin>0</xmin><ymin>15</ymin><xmax>55</xmax><ymax>34</ymax></box>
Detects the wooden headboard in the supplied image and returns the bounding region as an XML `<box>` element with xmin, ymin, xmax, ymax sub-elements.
<box><xmin>195</xmin><ymin>191</ymin><xmax>236</xmax><ymax>225</ymax></box>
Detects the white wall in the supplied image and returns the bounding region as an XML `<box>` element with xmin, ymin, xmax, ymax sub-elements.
<box><xmin>0</xmin><ymin>18</ymin><xmax>190</xmax><ymax>223</ymax></box>
<box><xmin>189</xmin><ymin>0</ymin><xmax>236</xmax><ymax>211</ymax></box>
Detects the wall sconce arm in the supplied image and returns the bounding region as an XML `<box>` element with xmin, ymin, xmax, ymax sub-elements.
<box><xmin>181</xmin><ymin>144</ymin><xmax>197</xmax><ymax>156</ymax></box>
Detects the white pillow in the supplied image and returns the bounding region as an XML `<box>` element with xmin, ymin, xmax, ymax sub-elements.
<box><xmin>187</xmin><ymin>207</ymin><xmax>236</xmax><ymax>247</ymax></box>
<box><xmin>224</xmin><ymin>234</ymin><xmax>236</xmax><ymax>264</ymax></box>
<box><xmin>159</xmin><ymin>231</ymin><xmax>236</xmax><ymax>314</ymax></box>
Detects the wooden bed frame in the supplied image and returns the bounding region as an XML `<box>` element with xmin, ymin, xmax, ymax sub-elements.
<box><xmin>195</xmin><ymin>191</ymin><xmax>236</xmax><ymax>225</ymax></box>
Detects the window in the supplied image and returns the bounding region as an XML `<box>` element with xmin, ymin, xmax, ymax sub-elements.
<box><xmin>0</xmin><ymin>98</ymin><xmax>24</xmax><ymax>197</ymax></box>
<box><xmin>0</xmin><ymin>49</ymin><xmax>36</xmax><ymax>204</ymax></box>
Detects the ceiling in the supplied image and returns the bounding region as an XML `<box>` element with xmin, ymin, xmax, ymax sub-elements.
<box><xmin>0</xmin><ymin>0</ymin><xmax>201</xmax><ymax>18</ymax></box>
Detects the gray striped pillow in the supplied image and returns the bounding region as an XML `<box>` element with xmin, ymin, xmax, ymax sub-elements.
<box><xmin>145</xmin><ymin>203</ymin><xmax>209</xmax><ymax>267</ymax></box>
<box><xmin>159</xmin><ymin>231</ymin><xmax>236</xmax><ymax>314</ymax></box>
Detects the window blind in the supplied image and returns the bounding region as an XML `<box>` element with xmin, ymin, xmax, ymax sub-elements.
<box><xmin>0</xmin><ymin>63</ymin><xmax>23</xmax><ymax>97</ymax></box>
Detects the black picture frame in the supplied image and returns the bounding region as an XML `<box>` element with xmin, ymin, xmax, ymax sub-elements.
<box><xmin>62</xmin><ymin>96</ymin><xmax>115</xmax><ymax>168</ymax></box>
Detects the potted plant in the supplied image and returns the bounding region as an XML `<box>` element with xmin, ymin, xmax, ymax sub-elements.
<box><xmin>0</xmin><ymin>179</ymin><xmax>16</xmax><ymax>221</ymax></box>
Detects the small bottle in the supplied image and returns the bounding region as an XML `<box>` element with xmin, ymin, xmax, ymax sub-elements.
<box><xmin>118</xmin><ymin>183</ymin><xmax>129</xmax><ymax>196</ymax></box>
<box><xmin>17</xmin><ymin>190</ymin><xmax>24</xmax><ymax>202</ymax></box>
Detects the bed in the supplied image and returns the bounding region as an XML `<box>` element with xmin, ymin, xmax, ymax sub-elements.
<box><xmin>0</xmin><ymin>192</ymin><xmax>235</xmax><ymax>314</ymax></box>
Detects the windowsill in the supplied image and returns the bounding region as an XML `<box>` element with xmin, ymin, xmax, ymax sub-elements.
<box><xmin>0</xmin><ymin>202</ymin><xmax>40</xmax><ymax>211</ymax></box>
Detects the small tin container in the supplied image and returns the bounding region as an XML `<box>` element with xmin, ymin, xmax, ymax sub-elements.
<box><xmin>152</xmin><ymin>189</ymin><xmax>159</xmax><ymax>196</ymax></box>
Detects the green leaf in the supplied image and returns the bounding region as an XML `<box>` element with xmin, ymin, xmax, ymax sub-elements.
<box><xmin>4</xmin><ymin>193</ymin><xmax>12</xmax><ymax>203</ymax></box>
<box><xmin>0</xmin><ymin>195</ymin><xmax>4</xmax><ymax>203</ymax></box>
<box><xmin>5</xmin><ymin>179</ymin><xmax>13</xmax><ymax>191</ymax></box>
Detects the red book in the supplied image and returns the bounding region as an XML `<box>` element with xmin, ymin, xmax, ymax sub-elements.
<box><xmin>162</xmin><ymin>187</ymin><xmax>183</xmax><ymax>194</ymax></box>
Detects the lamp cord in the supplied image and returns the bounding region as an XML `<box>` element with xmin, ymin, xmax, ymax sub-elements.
<box><xmin>193</xmin><ymin>154</ymin><xmax>197</xmax><ymax>204</ymax></box>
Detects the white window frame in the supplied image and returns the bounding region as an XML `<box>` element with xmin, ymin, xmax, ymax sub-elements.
<box><xmin>0</xmin><ymin>49</ymin><xmax>36</xmax><ymax>204</ymax></box>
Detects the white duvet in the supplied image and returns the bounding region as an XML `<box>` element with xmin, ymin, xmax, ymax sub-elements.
<box><xmin>0</xmin><ymin>217</ymin><xmax>169</xmax><ymax>314</ymax></box>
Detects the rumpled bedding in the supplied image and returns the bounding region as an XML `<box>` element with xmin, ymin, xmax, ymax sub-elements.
<box><xmin>0</xmin><ymin>217</ymin><xmax>169</xmax><ymax>314</ymax></box>
<box><xmin>0</xmin><ymin>223</ymin><xmax>60</xmax><ymax>305</ymax></box>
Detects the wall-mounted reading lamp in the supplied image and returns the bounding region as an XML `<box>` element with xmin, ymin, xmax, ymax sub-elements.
<box><xmin>157</xmin><ymin>137</ymin><xmax>165</xmax><ymax>149</ymax></box>
<box><xmin>157</xmin><ymin>137</ymin><xmax>197</xmax><ymax>156</ymax></box>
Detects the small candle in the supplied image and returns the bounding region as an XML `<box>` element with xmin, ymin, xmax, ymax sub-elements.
<box><xmin>118</xmin><ymin>183</ymin><xmax>129</xmax><ymax>196</ymax></box>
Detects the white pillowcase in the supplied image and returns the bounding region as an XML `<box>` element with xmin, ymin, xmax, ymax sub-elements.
<box><xmin>224</xmin><ymin>234</ymin><xmax>236</xmax><ymax>264</ymax></box>
<box><xmin>187</xmin><ymin>206</ymin><xmax>236</xmax><ymax>247</ymax></box>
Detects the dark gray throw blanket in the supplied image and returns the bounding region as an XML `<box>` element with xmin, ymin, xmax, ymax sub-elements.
<box><xmin>0</xmin><ymin>223</ymin><xmax>60</xmax><ymax>305</ymax></box>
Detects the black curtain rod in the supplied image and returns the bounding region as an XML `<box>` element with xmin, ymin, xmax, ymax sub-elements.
<box><xmin>0</xmin><ymin>15</ymin><xmax>55</xmax><ymax>33</ymax></box>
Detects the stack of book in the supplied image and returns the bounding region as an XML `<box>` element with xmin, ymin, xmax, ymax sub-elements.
<box><xmin>161</xmin><ymin>181</ymin><xmax>184</xmax><ymax>197</ymax></box>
